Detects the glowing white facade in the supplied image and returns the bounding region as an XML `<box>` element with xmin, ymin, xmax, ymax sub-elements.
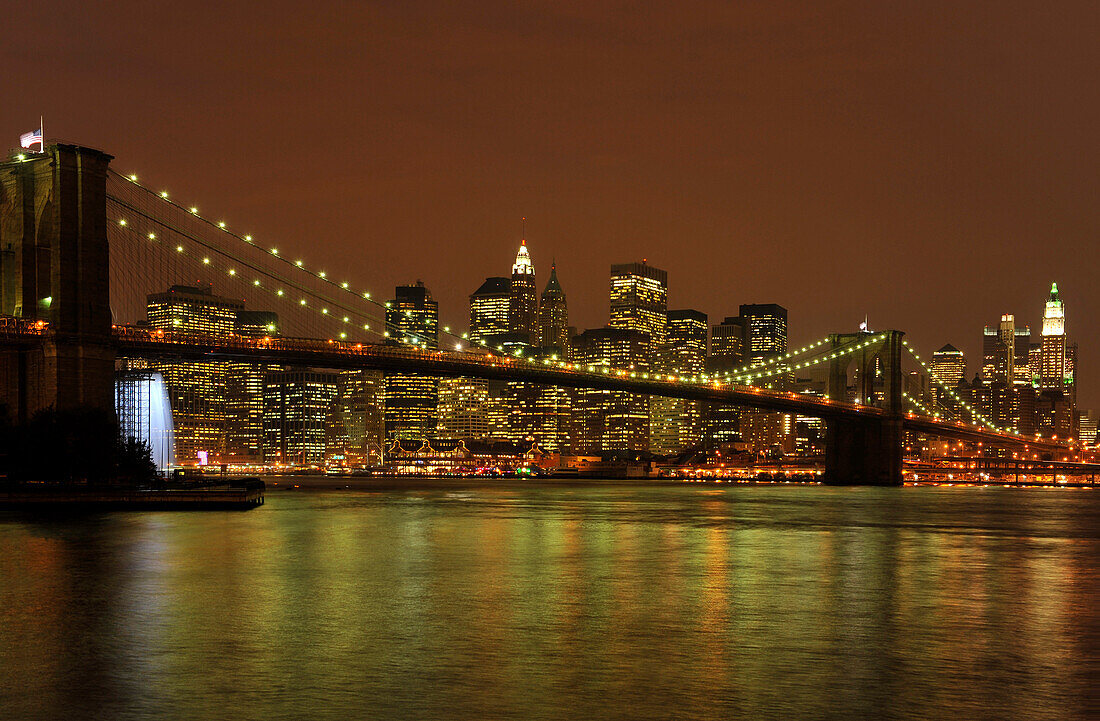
<box><xmin>116</xmin><ymin>371</ymin><xmax>176</xmax><ymax>472</ymax></box>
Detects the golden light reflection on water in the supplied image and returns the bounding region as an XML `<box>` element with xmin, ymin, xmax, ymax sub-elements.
<box><xmin>0</xmin><ymin>484</ymin><xmax>1096</xmax><ymax>720</ymax></box>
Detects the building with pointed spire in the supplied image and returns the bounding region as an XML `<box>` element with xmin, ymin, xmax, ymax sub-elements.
<box><xmin>508</xmin><ymin>239</ymin><xmax>538</xmax><ymax>341</ymax></box>
<box><xmin>537</xmin><ymin>262</ymin><xmax>568</xmax><ymax>351</ymax></box>
<box><xmin>1039</xmin><ymin>282</ymin><xmax>1069</xmax><ymax>393</ymax></box>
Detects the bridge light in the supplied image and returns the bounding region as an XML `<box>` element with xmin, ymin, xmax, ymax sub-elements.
<box><xmin>364</xmin><ymin>292</ymin><xmax>371</xmax><ymax>299</ymax></box>
<box><xmin>277</xmin><ymin>289</ymin><xmax>284</xmax><ymax>296</ymax></box>
<box><xmin>296</xmin><ymin>260</ymin><xmax>303</xmax><ymax>267</ymax></box>
<box><xmin>119</xmin><ymin>219</ymin><xmax>127</xmax><ymax>226</ymax></box>
<box><xmin>443</xmin><ymin>326</ymin><xmax>450</xmax><ymax>332</ymax></box>
<box><xmin>271</xmin><ymin>248</ymin><xmax>278</xmax><ymax>255</ymax></box>
<box><xmin>190</xmin><ymin>207</ymin><xmax>198</xmax><ymax>214</ymax></box>
<box><xmin>228</xmin><ymin>269</ymin><xmax>236</xmax><ymax>276</ymax></box>
<box><xmin>342</xmin><ymin>316</ymin><xmax>349</xmax><ymax>322</ymax></box>
<box><xmin>129</xmin><ymin>174</ymin><xmax>138</xmax><ymax>181</ymax></box>
<box><xmin>322</xmin><ymin>308</ymin><xmax>328</xmax><ymax>314</ymax></box>
<box><xmin>203</xmin><ymin>257</ymin><xmax>210</xmax><ymax>264</ymax></box>
<box><xmin>253</xmin><ymin>280</ymin><xmax>260</xmax><ymax>286</ymax></box>
<box><xmin>16</xmin><ymin>154</ymin><xmax>25</xmax><ymax>161</ymax></box>
<box><xmin>147</xmin><ymin>232</ymin><xmax>155</xmax><ymax>240</ymax></box>
<box><xmin>300</xmin><ymin>299</ymin><xmax>306</xmax><ymax>305</ymax></box>
<box><xmin>160</xmin><ymin>191</ymin><xmax>168</xmax><ymax>198</ymax></box>
<box><xmin>363</xmin><ymin>324</ymin><xmax>370</xmax><ymax>330</ymax></box>
<box><xmin>340</xmin><ymin>332</ymin><xmax>347</xmax><ymax>339</ymax></box>
<box><xmin>244</xmin><ymin>235</ymin><xmax>252</xmax><ymax>242</ymax></box>
<box><xmin>455</xmin><ymin>343</ymin><xmax>463</xmax><ymax>350</ymax></box>
<box><xmin>176</xmin><ymin>245</ymin><xmax>183</xmax><ymax>252</ymax></box>
<box><xmin>266</xmin><ymin>324</ymin><xmax>275</xmax><ymax>332</ymax></box>
<box><xmin>341</xmin><ymin>282</ymin><xmax>349</xmax><ymax>289</ymax></box>
<box><xmin>218</xmin><ymin>221</ymin><xmax>226</xmax><ymax>228</ymax></box>
<box><xmin>318</xmin><ymin>271</ymin><xmax>326</xmax><ymax>278</ymax></box>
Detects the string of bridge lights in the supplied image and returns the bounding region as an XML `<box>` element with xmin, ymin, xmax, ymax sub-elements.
<box><xmin>902</xmin><ymin>391</ymin><xmax>936</xmax><ymax>417</ymax></box>
<box><xmin>112</xmin><ymin>214</ymin><xmax>379</xmax><ymax>341</ymax></box>
<box><xmin>901</xmin><ymin>341</ymin><xmax>1005</xmax><ymax>433</ymax></box>
<box><xmin>111</xmin><ymin>170</ymin><xmax>482</xmax><ymax>351</ymax></box>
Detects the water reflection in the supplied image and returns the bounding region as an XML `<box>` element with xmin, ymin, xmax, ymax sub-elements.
<box><xmin>0</xmin><ymin>484</ymin><xmax>1095</xmax><ymax>720</ymax></box>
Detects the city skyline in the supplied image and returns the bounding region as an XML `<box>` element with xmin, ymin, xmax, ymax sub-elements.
<box><xmin>4</xmin><ymin>2</ymin><xmax>1099</xmax><ymax>410</ymax></box>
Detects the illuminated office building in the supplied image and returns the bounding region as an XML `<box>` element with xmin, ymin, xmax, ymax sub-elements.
<box><xmin>508</xmin><ymin>240</ymin><xmax>538</xmax><ymax>341</ymax></box>
<box><xmin>651</xmin><ymin>309</ymin><xmax>707</xmax><ymax>455</ymax></box>
<box><xmin>930</xmin><ymin>344</ymin><xmax>966</xmax><ymax>413</ymax></box>
<box><xmin>437</xmin><ymin>377</ymin><xmax>492</xmax><ymax>440</ymax></box>
<box><xmin>469</xmin><ymin>277</ymin><xmax>511</xmax><ymax>347</ymax></box>
<box><xmin>571</xmin><ymin>328</ymin><xmax>650</xmax><ymax>456</ymax></box>
<box><xmin>501</xmin><ymin>346</ymin><xmax>573</xmax><ymax>453</ymax></box>
<box><xmin>225</xmin><ymin>310</ymin><xmax>279</xmax><ymax>464</ymax></box>
<box><xmin>537</xmin><ymin>262</ymin><xmax>569</xmax><ymax>351</ymax></box>
<box><xmin>336</xmin><ymin>370</ymin><xmax>386</xmax><ymax>466</ymax></box>
<box><xmin>263</xmin><ymin>369</ymin><xmax>339</xmax><ymax>465</ymax></box>
<box><xmin>384</xmin><ymin>281</ymin><xmax>439</xmax><ymax>439</ymax></box>
<box><xmin>609</xmin><ymin>261</ymin><xmax>667</xmax><ymax>359</ymax></box>
<box><xmin>705</xmin><ymin>316</ymin><xmax>744</xmax><ymax>449</ymax></box>
<box><xmin>739</xmin><ymin>303</ymin><xmax>789</xmax><ymax>454</ymax></box>
<box><xmin>145</xmin><ymin>285</ymin><xmax>242</xmax><ymax>465</ymax></box>
<box><xmin>1039</xmin><ymin>282</ymin><xmax>1068</xmax><ymax>392</ymax></box>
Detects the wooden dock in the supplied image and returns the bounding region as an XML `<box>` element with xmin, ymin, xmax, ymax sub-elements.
<box><xmin>0</xmin><ymin>480</ymin><xmax>265</xmax><ymax>510</ymax></box>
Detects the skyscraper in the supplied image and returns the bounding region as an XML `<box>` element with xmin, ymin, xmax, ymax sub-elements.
<box><xmin>469</xmin><ymin>277</ymin><xmax>511</xmax><ymax>348</ymax></box>
<box><xmin>262</xmin><ymin>368</ymin><xmax>339</xmax><ymax>465</ymax></box>
<box><xmin>930</xmin><ymin>344</ymin><xmax>966</xmax><ymax>413</ymax></box>
<box><xmin>739</xmin><ymin>303</ymin><xmax>789</xmax><ymax>454</ymax></box>
<box><xmin>437</xmin><ymin>377</ymin><xmax>492</xmax><ymax>440</ymax></box>
<box><xmin>609</xmin><ymin>261</ymin><xmax>668</xmax><ymax>358</ymax></box>
<box><xmin>508</xmin><ymin>240</ymin><xmax>538</xmax><ymax>341</ymax></box>
<box><xmin>225</xmin><ymin>310</ymin><xmax>279</xmax><ymax>464</ymax></box>
<box><xmin>146</xmin><ymin>285</ymin><xmax>243</xmax><ymax>465</ymax></box>
<box><xmin>537</xmin><ymin>262</ymin><xmax>569</xmax><ymax>351</ymax></box>
<box><xmin>1039</xmin><ymin>283</ymin><xmax>1072</xmax><ymax>398</ymax></box>
<box><xmin>705</xmin><ymin>316</ymin><xmax>744</xmax><ymax>449</ymax></box>
<box><xmin>650</xmin><ymin>309</ymin><xmax>707</xmax><ymax>455</ymax></box>
<box><xmin>740</xmin><ymin>304</ymin><xmax>787</xmax><ymax>365</ymax></box>
<box><xmin>571</xmin><ymin>328</ymin><xmax>651</xmax><ymax>456</ymax></box>
<box><xmin>384</xmin><ymin>281</ymin><xmax>439</xmax><ymax>439</ymax></box>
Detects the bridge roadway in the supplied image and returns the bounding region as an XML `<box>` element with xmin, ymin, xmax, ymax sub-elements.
<box><xmin>107</xmin><ymin>325</ymin><xmax>1061</xmax><ymax>453</ymax></box>
<box><xmin>0</xmin><ymin>318</ymin><xmax>1067</xmax><ymax>454</ymax></box>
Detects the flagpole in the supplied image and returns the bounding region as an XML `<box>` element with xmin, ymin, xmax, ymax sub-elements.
<box><xmin>40</xmin><ymin>116</ymin><xmax>44</xmax><ymax>152</ymax></box>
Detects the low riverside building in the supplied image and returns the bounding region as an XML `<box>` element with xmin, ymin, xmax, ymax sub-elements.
<box><xmin>383</xmin><ymin>438</ymin><xmax>551</xmax><ymax>475</ymax></box>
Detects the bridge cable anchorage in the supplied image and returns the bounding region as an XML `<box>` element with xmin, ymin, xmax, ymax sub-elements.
<box><xmin>900</xmin><ymin>341</ymin><xmax>1005</xmax><ymax>433</ymax></box>
<box><xmin>108</xmin><ymin>170</ymin><xmax>483</xmax><ymax>352</ymax></box>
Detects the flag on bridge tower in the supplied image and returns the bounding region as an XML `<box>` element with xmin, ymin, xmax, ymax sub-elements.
<box><xmin>19</xmin><ymin>117</ymin><xmax>44</xmax><ymax>152</ymax></box>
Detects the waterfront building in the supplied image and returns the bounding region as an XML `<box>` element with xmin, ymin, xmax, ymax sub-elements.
<box><xmin>384</xmin><ymin>282</ymin><xmax>439</xmax><ymax>439</ymax></box>
<box><xmin>571</xmin><ymin>328</ymin><xmax>651</xmax><ymax>456</ymax></box>
<box><xmin>262</xmin><ymin>368</ymin><xmax>340</xmax><ymax>465</ymax></box>
<box><xmin>145</xmin><ymin>285</ymin><xmax>243</xmax><ymax>465</ymax></box>
<box><xmin>537</xmin><ymin>262</ymin><xmax>569</xmax><ymax>351</ymax></box>
<box><xmin>508</xmin><ymin>240</ymin><xmax>538</xmax><ymax>341</ymax></box>
<box><xmin>1013</xmin><ymin>326</ymin><xmax>1032</xmax><ymax>386</ymax></box>
<box><xmin>469</xmin><ymin>277</ymin><xmax>511</xmax><ymax>348</ymax></box>
<box><xmin>650</xmin><ymin>309</ymin><xmax>707</xmax><ymax>455</ymax></box>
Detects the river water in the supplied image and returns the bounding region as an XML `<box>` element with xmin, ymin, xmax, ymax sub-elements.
<box><xmin>1</xmin><ymin>480</ymin><xmax>1097</xmax><ymax>720</ymax></box>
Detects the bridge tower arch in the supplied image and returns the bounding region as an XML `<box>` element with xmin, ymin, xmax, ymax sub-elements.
<box><xmin>824</xmin><ymin>330</ymin><xmax>905</xmax><ymax>485</ymax></box>
<box><xmin>0</xmin><ymin>145</ymin><xmax>115</xmax><ymax>421</ymax></box>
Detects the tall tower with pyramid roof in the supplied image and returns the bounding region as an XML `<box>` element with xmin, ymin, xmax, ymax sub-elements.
<box><xmin>508</xmin><ymin>234</ymin><xmax>538</xmax><ymax>341</ymax></box>
<box><xmin>537</xmin><ymin>262</ymin><xmax>569</xmax><ymax>350</ymax></box>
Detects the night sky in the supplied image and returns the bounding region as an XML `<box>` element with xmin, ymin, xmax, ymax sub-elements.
<box><xmin>5</xmin><ymin>2</ymin><xmax>1098</xmax><ymax>407</ymax></box>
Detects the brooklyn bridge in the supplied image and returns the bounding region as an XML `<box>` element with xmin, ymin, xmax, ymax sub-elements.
<box><xmin>0</xmin><ymin>144</ymin><xmax>1083</xmax><ymax>485</ymax></box>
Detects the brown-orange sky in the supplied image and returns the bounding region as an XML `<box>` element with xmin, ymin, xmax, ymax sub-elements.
<box><xmin>4</xmin><ymin>1</ymin><xmax>1098</xmax><ymax>407</ymax></box>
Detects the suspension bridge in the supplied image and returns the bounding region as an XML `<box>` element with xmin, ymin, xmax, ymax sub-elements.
<box><xmin>0</xmin><ymin>144</ymin><xmax>1083</xmax><ymax>485</ymax></box>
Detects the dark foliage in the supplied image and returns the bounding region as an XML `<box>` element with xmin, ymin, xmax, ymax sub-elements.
<box><xmin>0</xmin><ymin>406</ymin><xmax>159</xmax><ymax>486</ymax></box>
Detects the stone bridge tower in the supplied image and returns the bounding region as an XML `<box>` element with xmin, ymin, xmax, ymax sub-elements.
<box><xmin>0</xmin><ymin>144</ymin><xmax>115</xmax><ymax>421</ymax></box>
